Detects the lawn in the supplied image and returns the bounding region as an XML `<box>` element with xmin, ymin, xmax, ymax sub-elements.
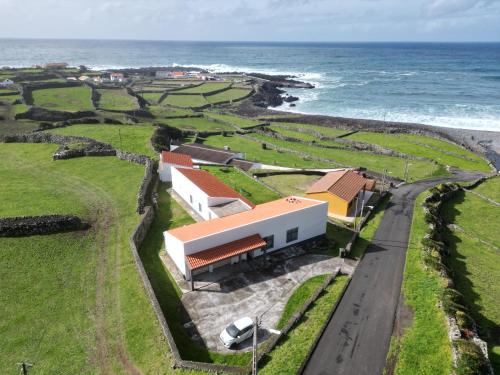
<box><xmin>473</xmin><ymin>176</ymin><xmax>500</xmax><ymax>202</ymax></box>
<box><xmin>148</xmin><ymin>105</ymin><xmax>198</xmax><ymax>118</ymax></box>
<box><xmin>202</xmin><ymin>166</ymin><xmax>281</xmax><ymax>205</ymax></box>
<box><xmin>346</xmin><ymin>131</ymin><xmax>490</xmax><ymax>173</ymax></box>
<box><xmin>164</xmin><ymin>94</ymin><xmax>208</xmax><ymax>108</ymax></box>
<box><xmin>32</xmin><ymin>86</ymin><xmax>94</xmax><ymax>112</ymax></box>
<box><xmin>0</xmin><ymin>143</ymin><xmax>177</xmax><ymax>374</ymax></box>
<box><xmin>391</xmin><ymin>192</ymin><xmax>453</xmax><ymax>375</ymax></box>
<box><xmin>206</xmin><ymin>88</ymin><xmax>252</xmax><ymax>104</ymax></box>
<box><xmin>252</xmin><ymin>133</ymin><xmax>444</xmax><ymax>181</ymax></box>
<box><xmin>0</xmin><ymin>94</ymin><xmax>21</xmax><ymax>104</ymax></box>
<box><xmin>163</xmin><ymin>117</ymin><xmax>234</xmax><ymax>132</ymax></box>
<box><xmin>203</xmin><ymin>134</ymin><xmax>332</xmax><ymax>168</ymax></box>
<box><xmin>140</xmin><ymin>92</ymin><xmax>164</xmax><ymax>104</ymax></box>
<box><xmin>48</xmin><ymin>124</ymin><xmax>156</xmax><ymax>157</ymax></box>
<box><xmin>204</xmin><ymin>112</ymin><xmax>261</xmax><ymax>128</ymax></box>
<box><xmin>175</xmin><ymin>82</ymin><xmax>231</xmax><ymax>94</ymax></box>
<box><xmin>258</xmin><ymin>173</ymin><xmax>320</xmax><ymax>196</ymax></box>
<box><xmin>260</xmin><ymin>275</ymin><xmax>349</xmax><ymax>374</ymax></box>
<box><xmin>97</xmin><ymin>89</ymin><xmax>140</xmax><ymax>111</ymax></box>
<box><xmin>272</xmin><ymin>122</ymin><xmax>352</xmax><ymax>138</ymax></box>
<box><xmin>440</xmin><ymin>179</ymin><xmax>500</xmax><ymax>371</ymax></box>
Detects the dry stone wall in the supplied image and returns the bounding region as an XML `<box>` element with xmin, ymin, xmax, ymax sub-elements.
<box><xmin>0</xmin><ymin>215</ymin><xmax>88</xmax><ymax>237</ymax></box>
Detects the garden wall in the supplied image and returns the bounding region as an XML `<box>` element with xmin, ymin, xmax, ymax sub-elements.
<box><xmin>0</xmin><ymin>215</ymin><xmax>88</xmax><ymax>237</ymax></box>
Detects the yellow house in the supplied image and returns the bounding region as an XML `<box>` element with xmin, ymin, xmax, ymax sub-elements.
<box><xmin>306</xmin><ymin>170</ymin><xmax>376</xmax><ymax>217</ymax></box>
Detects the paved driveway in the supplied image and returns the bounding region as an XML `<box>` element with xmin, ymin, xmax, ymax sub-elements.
<box><xmin>181</xmin><ymin>253</ymin><xmax>350</xmax><ymax>352</ymax></box>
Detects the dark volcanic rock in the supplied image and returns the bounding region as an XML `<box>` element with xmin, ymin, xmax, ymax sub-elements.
<box><xmin>284</xmin><ymin>95</ymin><xmax>299</xmax><ymax>103</ymax></box>
<box><xmin>252</xmin><ymin>82</ymin><xmax>285</xmax><ymax>107</ymax></box>
<box><xmin>0</xmin><ymin>215</ymin><xmax>89</xmax><ymax>237</ymax></box>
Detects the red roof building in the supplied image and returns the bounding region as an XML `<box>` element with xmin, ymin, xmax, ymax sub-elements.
<box><xmin>158</xmin><ymin>151</ymin><xmax>193</xmax><ymax>182</ymax></box>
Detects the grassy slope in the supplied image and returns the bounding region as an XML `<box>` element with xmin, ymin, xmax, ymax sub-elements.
<box><xmin>0</xmin><ymin>144</ymin><xmax>178</xmax><ymax>374</ymax></box>
<box><xmin>473</xmin><ymin>176</ymin><xmax>500</xmax><ymax>202</ymax></box>
<box><xmin>48</xmin><ymin>124</ymin><xmax>156</xmax><ymax>157</ymax></box>
<box><xmin>97</xmin><ymin>89</ymin><xmax>139</xmax><ymax>111</ymax></box>
<box><xmin>206</xmin><ymin>88</ymin><xmax>251</xmax><ymax>104</ymax></box>
<box><xmin>252</xmin><ymin>133</ymin><xmax>444</xmax><ymax>181</ymax></box>
<box><xmin>141</xmin><ymin>92</ymin><xmax>164</xmax><ymax>103</ymax></box>
<box><xmin>203</xmin><ymin>134</ymin><xmax>331</xmax><ymax>168</ymax></box>
<box><xmin>163</xmin><ymin>117</ymin><xmax>233</xmax><ymax>132</ymax></box>
<box><xmin>440</xmin><ymin>178</ymin><xmax>500</xmax><ymax>371</ymax></box>
<box><xmin>32</xmin><ymin>86</ymin><xmax>94</xmax><ymax>112</ymax></box>
<box><xmin>204</xmin><ymin>112</ymin><xmax>260</xmax><ymax>128</ymax></box>
<box><xmin>202</xmin><ymin>166</ymin><xmax>281</xmax><ymax>204</ymax></box>
<box><xmin>347</xmin><ymin>131</ymin><xmax>490</xmax><ymax>172</ymax></box>
<box><xmin>164</xmin><ymin>94</ymin><xmax>208</xmax><ymax>108</ymax></box>
<box><xmin>272</xmin><ymin>122</ymin><xmax>353</xmax><ymax>138</ymax></box>
<box><xmin>258</xmin><ymin>174</ymin><xmax>320</xmax><ymax>196</ymax></box>
<box><xmin>393</xmin><ymin>192</ymin><xmax>452</xmax><ymax>375</ymax></box>
<box><xmin>260</xmin><ymin>275</ymin><xmax>349</xmax><ymax>374</ymax></box>
<box><xmin>175</xmin><ymin>82</ymin><xmax>231</xmax><ymax>94</ymax></box>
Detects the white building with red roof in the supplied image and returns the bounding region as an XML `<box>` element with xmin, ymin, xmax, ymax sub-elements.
<box><xmin>158</xmin><ymin>151</ymin><xmax>193</xmax><ymax>182</ymax></box>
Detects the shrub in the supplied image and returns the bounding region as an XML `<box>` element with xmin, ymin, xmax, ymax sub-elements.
<box><xmin>455</xmin><ymin>340</ymin><xmax>490</xmax><ymax>375</ymax></box>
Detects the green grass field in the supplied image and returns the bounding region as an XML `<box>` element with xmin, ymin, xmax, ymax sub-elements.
<box><xmin>32</xmin><ymin>86</ymin><xmax>94</xmax><ymax>112</ymax></box>
<box><xmin>260</xmin><ymin>275</ymin><xmax>349</xmax><ymax>374</ymax></box>
<box><xmin>140</xmin><ymin>92</ymin><xmax>164</xmax><ymax>103</ymax></box>
<box><xmin>163</xmin><ymin>117</ymin><xmax>234</xmax><ymax>132</ymax></box>
<box><xmin>164</xmin><ymin>94</ymin><xmax>208</xmax><ymax>108</ymax></box>
<box><xmin>204</xmin><ymin>112</ymin><xmax>261</xmax><ymax>128</ymax></box>
<box><xmin>473</xmin><ymin>176</ymin><xmax>500</xmax><ymax>202</ymax></box>
<box><xmin>148</xmin><ymin>105</ymin><xmax>198</xmax><ymax>118</ymax></box>
<box><xmin>268</xmin><ymin>126</ymin><xmax>321</xmax><ymax>143</ymax></box>
<box><xmin>47</xmin><ymin>124</ymin><xmax>156</xmax><ymax>157</ymax></box>
<box><xmin>258</xmin><ymin>173</ymin><xmax>320</xmax><ymax>196</ymax></box>
<box><xmin>272</xmin><ymin>122</ymin><xmax>352</xmax><ymax>138</ymax></box>
<box><xmin>0</xmin><ymin>94</ymin><xmax>21</xmax><ymax>104</ymax></box>
<box><xmin>206</xmin><ymin>88</ymin><xmax>251</xmax><ymax>104</ymax></box>
<box><xmin>175</xmin><ymin>82</ymin><xmax>231</xmax><ymax>94</ymax></box>
<box><xmin>440</xmin><ymin>178</ymin><xmax>500</xmax><ymax>371</ymax></box>
<box><xmin>203</xmin><ymin>134</ymin><xmax>331</xmax><ymax>168</ymax></box>
<box><xmin>0</xmin><ymin>144</ymin><xmax>178</xmax><ymax>375</ymax></box>
<box><xmin>251</xmin><ymin>133</ymin><xmax>444</xmax><ymax>180</ymax></box>
<box><xmin>97</xmin><ymin>89</ymin><xmax>139</xmax><ymax>111</ymax></box>
<box><xmin>346</xmin><ymin>131</ymin><xmax>490</xmax><ymax>172</ymax></box>
<box><xmin>391</xmin><ymin>192</ymin><xmax>453</xmax><ymax>375</ymax></box>
<box><xmin>202</xmin><ymin>166</ymin><xmax>281</xmax><ymax>204</ymax></box>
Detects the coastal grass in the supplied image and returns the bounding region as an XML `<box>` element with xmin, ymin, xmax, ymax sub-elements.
<box><xmin>175</xmin><ymin>82</ymin><xmax>231</xmax><ymax>94</ymax></box>
<box><xmin>346</xmin><ymin>131</ymin><xmax>490</xmax><ymax>172</ymax></box>
<box><xmin>0</xmin><ymin>143</ymin><xmax>176</xmax><ymax>374</ymax></box>
<box><xmin>392</xmin><ymin>192</ymin><xmax>453</xmax><ymax>375</ymax></box>
<box><xmin>472</xmin><ymin>176</ymin><xmax>500</xmax><ymax>202</ymax></box>
<box><xmin>140</xmin><ymin>92</ymin><xmax>164</xmax><ymax>103</ymax></box>
<box><xmin>138</xmin><ymin>185</ymin><xmax>252</xmax><ymax>366</ymax></box>
<box><xmin>202</xmin><ymin>166</ymin><xmax>281</xmax><ymax>205</ymax></box>
<box><xmin>268</xmin><ymin>126</ymin><xmax>324</xmax><ymax>143</ymax></box>
<box><xmin>148</xmin><ymin>105</ymin><xmax>198</xmax><ymax>118</ymax></box>
<box><xmin>97</xmin><ymin>88</ymin><xmax>139</xmax><ymax>111</ymax></box>
<box><xmin>272</xmin><ymin>122</ymin><xmax>352</xmax><ymax>138</ymax></box>
<box><xmin>203</xmin><ymin>134</ymin><xmax>331</xmax><ymax>168</ymax></box>
<box><xmin>163</xmin><ymin>117</ymin><xmax>234</xmax><ymax>132</ymax></box>
<box><xmin>252</xmin><ymin>133</ymin><xmax>444</xmax><ymax>181</ymax></box>
<box><xmin>0</xmin><ymin>94</ymin><xmax>21</xmax><ymax>104</ymax></box>
<box><xmin>32</xmin><ymin>86</ymin><xmax>94</xmax><ymax>112</ymax></box>
<box><xmin>258</xmin><ymin>174</ymin><xmax>321</xmax><ymax>196</ymax></box>
<box><xmin>164</xmin><ymin>94</ymin><xmax>208</xmax><ymax>108</ymax></box>
<box><xmin>276</xmin><ymin>275</ymin><xmax>329</xmax><ymax>330</ymax></box>
<box><xmin>260</xmin><ymin>275</ymin><xmax>349</xmax><ymax>374</ymax></box>
<box><xmin>204</xmin><ymin>112</ymin><xmax>261</xmax><ymax>128</ymax></box>
<box><xmin>206</xmin><ymin>88</ymin><xmax>252</xmax><ymax>104</ymax></box>
<box><xmin>47</xmin><ymin>124</ymin><xmax>156</xmax><ymax>157</ymax></box>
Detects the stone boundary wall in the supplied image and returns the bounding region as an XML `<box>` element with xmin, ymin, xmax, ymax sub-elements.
<box><xmin>0</xmin><ymin>215</ymin><xmax>88</xmax><ymax>237</ymax></box>
<box><xmin>16</xmin><ymin>107</ymin><xmax>96</xmax><ymax>122</ymax></box>
<box><xmin>296</xmin><ymin>275</ymin><xmax>352</xmax><ymax>374</ymax></box>
<box><xmin>21</xmin><ymin>81</ymin><xmax>82</xmax><ymax>105</ymax></box>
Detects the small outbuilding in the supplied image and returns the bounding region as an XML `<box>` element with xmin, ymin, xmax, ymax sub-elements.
<box><xmin>158</xmin><ymin>151</ymin><xmax>193</xmax><ymax>182</ymax></box>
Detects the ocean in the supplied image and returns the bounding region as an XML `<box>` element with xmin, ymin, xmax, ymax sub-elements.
<box><xmin>1</xmin><ymin>39</ymin><xmax>500</xmax><ymax>132</ymax></box>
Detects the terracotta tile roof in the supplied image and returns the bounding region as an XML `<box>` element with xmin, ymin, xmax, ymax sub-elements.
<box><xmin>175</xmin><ymin>168</ymin><xmax>255</xmax><ymax>208</ymax></box>
<box><xmin>307</xmin><ymin>170</ymin><xmax>368</xmax><ymax>202</ymax></box>
<box><xmin>186</xmin><ymin>234</ymin><xmax>266</xmax><ymax>270</ymax></box>
<box><xmin>166</xmin><ymin>196</ymin><xmax>326</xmax><ymax>242</ymax></box>
<box><xmin>173</xmin><ymin>144</ymin><xmax>238</xmax><ymax>164</ymax></box>
<box><xmin>161</xmin><ymin>151</ymin><xmax>193</xmax><ymax>167</ymax></box>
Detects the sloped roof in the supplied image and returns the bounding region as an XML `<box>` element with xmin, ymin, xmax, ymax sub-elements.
<box><xmin>185</xmin><ymin>234</ymin><xmax>266</xmax><ymax>269</ymax></box>
<box><xmin>175</xmin><ymin>168</ymin><xmax>255</xmax><ymax>209</ymax></box>
<box><xmin>161</xmin><ymin>151</ymin><xmax>193</xmax><ymax>168</ymax></box>
<box><xmin>166</xmin><ymin>196</ymin><xmax>326</xmax><ymax>242</ymax></box>
<box><xmin>307</xmin><ymin>170</ymin><xmax>368</xmax><ymax>202</ymax></box>
<box><xmin>173</xmin><ymin>143</ymin><xmax>237</xmax><ymax>164</ymax></box>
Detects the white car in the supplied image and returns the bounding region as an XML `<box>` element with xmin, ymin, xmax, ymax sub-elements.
<box><xmin>219</xmin><ymin>317</ymin><xmax>254</xmax><ymax>348</ymax></box>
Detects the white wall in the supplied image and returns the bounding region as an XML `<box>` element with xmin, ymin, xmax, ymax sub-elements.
<box><xmin>171</xmin><ymin>167</ymin><xmax>213</xmax><ymax>220</ymax></box>
<box><xmin>164</xmin><ymin>231</ymin><xmax>187</xmax><ymax>275</ymax></box>
<box><xmin>158</xmin><ymin>160</ymin><xmax>194</xmax><ymax>182</ymax></box>
<box><xmin>164</xmin><ymin>201</ymin><xmax>328</xmax><ymax>277</ymax></box>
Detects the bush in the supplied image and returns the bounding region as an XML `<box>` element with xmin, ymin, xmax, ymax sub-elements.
<box><xmin>455</xmin><ymin>340</ymin><xmax>490</xmax><ymax>375</ymax></box>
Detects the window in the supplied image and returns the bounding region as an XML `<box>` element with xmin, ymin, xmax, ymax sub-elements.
<box><xmin>286</xmin><ymin>227</ymin><xmax>298</xmax><ymax>243</ymax></box>
<box><xmin>189</xmin><ymin>195</ymin><xmax>193</xmax><ymax>204</ymax></box>
<box><xmin>198</xmin><ymin>203</ymin><xmax>202</xmax><ymax>212</ymax></box>
<box><xmin>263</xmin><ymin>235</ymin><xmax>274</xmax><ymax>250</ymax></box>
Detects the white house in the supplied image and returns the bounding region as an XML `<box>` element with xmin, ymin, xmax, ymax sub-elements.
<box><xmin>110</xmin><ymin>72</ymin><xmax>124</xmax><ymax>82</ymax></box>
<box><xmin>171</xmin><ymin>167</ymin><xmax>254</xmax><ymax>221</ymax></box>
<box><xmin>0</xmin><ymin>79</ymin><xmax>14</xmax><ymax>87</ymax></box>
<box><xmin>158</xmin><ymin>151</ymin><xmax>193</xmax><ymax>182</ymax></box>
<box><xmin>164</xmin><ymin>196</ymin><xmax>328</xmax><ymax>280</ymax></box>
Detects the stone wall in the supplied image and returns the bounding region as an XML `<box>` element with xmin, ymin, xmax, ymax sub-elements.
<box><xmin>16</xmin><ymin>107</ymin><xmax>96</xmax><ymax>122</ymax></box>
<box><xmin>0</xmin><ymin>215</ymin><xmax>88</xmax><ymax>237</ymax></box>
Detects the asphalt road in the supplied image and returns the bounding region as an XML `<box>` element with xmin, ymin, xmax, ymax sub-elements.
<box><xmin>301</xmin><ymin>172</ymin><xmax>485</xmax><ymax>375</ymax></box>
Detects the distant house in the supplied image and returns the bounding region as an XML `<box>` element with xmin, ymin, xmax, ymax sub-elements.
<box><xmin>110</xmin><ymin>72</ymin><xmax>125</xmax><ymax>82</ymax></box>
<box><xmin>171</xmin><ymin>143</ymin><xmax>243</xmax><ymax>165</ymax></box>
<box><xmin>158</xmin><ymin>151</ymin><xmax>193</xmax><ymax>182</ymax></box>
<box><xmin>44</xmin><ymin>62</ymin><xmax>68</xmax><ymax>69</ymax></box>
<box><xmin>78</xmin><ymin>75</ymin><xmax>91</xmax><ymax>82</ymax></box>
<box><xmin>170</xmin><ymin>71</ymin><xmax>187</xmax><ymax>79</ymax></box>
<box><xmin>155</xmin><ymin>70</ymin><xmax>170</xmax><ymax>79</ymax></box>
<box><xmin>0</xmin><ymin>79</ymin><xmax>14</xmax><ymax>87</ymax></box>
<box><xmin>171</xmin><ymin>167</ymin><xmax>254</xmax><ymax>221</ymax></box>
<box><xmin>306</xmin><ymin>170</ymin><xmax>376</xmax><ymax>218</ymax></box>
<box><xmin>67</xmin><ymin>77</ymin><xmax>78</xmax><ymax>81</ymax></box>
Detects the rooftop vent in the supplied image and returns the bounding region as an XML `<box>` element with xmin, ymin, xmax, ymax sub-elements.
<box><xmin>285</xmin><ymin>197</ymin><xmax>301</xmax><ymax>204</ymax></box>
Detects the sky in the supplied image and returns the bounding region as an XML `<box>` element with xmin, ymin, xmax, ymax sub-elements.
<box><xmin>0</xmin><ymin>0</ymin><xmax>499</xmax><ymax>42</ymax></box>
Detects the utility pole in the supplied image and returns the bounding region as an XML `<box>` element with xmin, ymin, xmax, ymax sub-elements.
<box><xmin>252</xmin><ymin>316</ymin><xmax>259</xmax><ymax>375</ymax></box>
<box><xmin>404</xmin><ymin>159</ymin><xmax>409</xmax><ymax>183</ymax></box>
<box><xmin>353</xmin><ymin>190</ymin><xmax>360</xmax><ymax>231</ymax></box>
<box><xmin>381</xmin><ymin>169</ymin><xmax>386</xmax><ymax>193</ymax></box>
<box><xmin>358</xmin><ymin>188</ymin><xmax>366</xmax><ymax>232</ymax></box>
<box><xmin>17</xmin><ymin>362</ymin><xmax>33</xmax><ymax>375</ymax></box>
